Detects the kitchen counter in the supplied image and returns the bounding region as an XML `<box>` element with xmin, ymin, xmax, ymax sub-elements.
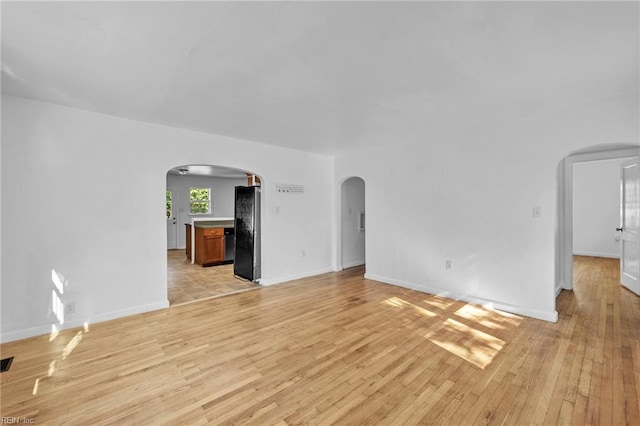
<box><xmin>194</xmin><ymin>221</ymin><xmax>234</xmax><ymax>229</ymax></box>
<box><xmin>191</xmin><ymin>217</ymin><xmax>234</xmax><ymax>227</ymax></box>
<box><xmin>187</xmin><ymin>218</ymin><xmax>234</xmax><ymax>264</ymax></box>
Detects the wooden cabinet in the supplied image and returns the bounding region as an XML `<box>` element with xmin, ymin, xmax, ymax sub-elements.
<box><xmin>194</xmin><ymin>227</ymin><xmax>225</xmax><ymax>266</ymax></box>
<box><xmin>203</xmin><ymin>234</ymin><xmax>225</xmax><ymax>264</ymax></box>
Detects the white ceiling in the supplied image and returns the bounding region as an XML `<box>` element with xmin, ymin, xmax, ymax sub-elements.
<box><xmin>2</xmin><ymin>1</ymin><xmax>638</xmax><ymax>155</ymax></box>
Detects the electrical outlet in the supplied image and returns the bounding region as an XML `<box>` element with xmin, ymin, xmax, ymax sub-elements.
<box><xmin>65</xmin><ymin>302</ymin><xmax>75</xmax><ymax>315</ymax></box>
<box><xmin>446</xmin><ymin>260</ymin><xmax>453</xmax><ymax>270</ymax></box>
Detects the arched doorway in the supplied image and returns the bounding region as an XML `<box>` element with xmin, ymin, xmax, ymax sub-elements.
<box><xmin>166</xmin><ymin>164</ymin><xmax>263</xmax><ymax>305</ymax></box>
<box><xmin>557</xmin><ymin>144</ymin><xmax>640</xmax><ymax>297</ymax></box>
<box><xmin>340</xmin><ymin>177</ymin><xmax>366</xmax><ymax>271</ymax></box>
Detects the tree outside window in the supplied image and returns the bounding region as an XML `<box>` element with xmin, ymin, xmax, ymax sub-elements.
<box><xmin>190</xmin><ymin>188</ymin><xmax>211</xmax><ymax>214</ymax></box>
<box><xmin>166</xmin><ymin>191</ymin><xmax>173</xmax><ymax>218</ymax></box>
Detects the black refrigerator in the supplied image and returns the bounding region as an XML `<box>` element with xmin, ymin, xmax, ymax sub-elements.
<box><xmin>234</xmin><ymin>185</ymin><xmax>261</xmax><ymax>281</ymax></box>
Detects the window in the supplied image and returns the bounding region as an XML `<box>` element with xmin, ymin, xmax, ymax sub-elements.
<box><xmin>166</xmin><ymin>191</ymin><xmax>173</xmax><ymax>218</ymax></box>
<box><xmin>190</xmin><ymin>187</ymin><xmax>211</xmax><ymax>214</ymax></box>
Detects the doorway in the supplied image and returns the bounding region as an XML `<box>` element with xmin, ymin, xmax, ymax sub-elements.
<box><xmin>573</xmin><ymin>158</ymin><xmax>629</xmax><ymax>259</ymax></box>
<box><xmin>340</xmin><ymin>177</ymin><xmax>366</xmax><ymax>271</ymax></box>
<box><xmin>165</xmin><ymin>164</ymin><xmax>262</xmax><ymax>305</ymax></box>
<box><xmin>571</xmin><ymin>158</ymin><xmax>631</xmax><ymax>298</ymax></box>
<box><xmin>557</xmin><ymin>144</ymin><xmax>640</xmax><ymax>296</ymax></box>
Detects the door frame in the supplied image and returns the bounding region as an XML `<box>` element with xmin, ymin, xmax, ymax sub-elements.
<box><xmin>558</xmin><ymin>145</ymin><xmax>640</xmax><ymax>292</ymax></box>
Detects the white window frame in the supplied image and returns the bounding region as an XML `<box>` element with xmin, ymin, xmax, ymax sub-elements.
<box><xmin>189</xmin><ymin>187</ymin><xmax>211</xmax><ymax>215</ymax></box>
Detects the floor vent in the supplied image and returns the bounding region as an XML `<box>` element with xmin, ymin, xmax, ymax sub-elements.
<box><xmin>1</xmin><ymin>357</ymin><xmax>14</xmax><ymax>372</ymax></box>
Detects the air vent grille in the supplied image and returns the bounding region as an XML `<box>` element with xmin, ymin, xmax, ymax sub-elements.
<box><xmin>1</xmin><ymin>357</ymin><xmax>14</xmax><ymax>372</ymax></box>
<box><xmin>276</xmin><ymin>184</ymin><xmax>304</xmax><ymax>194</ymax></box>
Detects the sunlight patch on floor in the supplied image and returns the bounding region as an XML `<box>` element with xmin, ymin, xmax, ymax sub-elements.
<box><xmin>49</xmin><ymin>324</ymin><xmax>59</xmax><ymax>342</ymax></box>
<box><xmin>34</xmin><ymin>328</ymin><xmax>88</xmax><ymax>396</ymax></box>
<box><xmin>48</xmin><ymin>360</ymin><xmax>57</xmax><ymax>377</ymax></box>
<box><xmin>62</xmin><ymin>331</ymin><xmax>83</xmax><ymax>360</ymax></box>
<box><xmin>381</xmin><ymin>297</ymin><xmax>437</xmax><ymax>318</ymax></box>
<box><xmin>428</xmin><ymin>318</ymin><xmax>505</xmax><ymax>369</ymax></box>
<box><xmin>421</xmin><ymin>295</ymin><xmax>456</xmax><ymax>310</ymax></box>
<box><xmin>454</xmin><ymin>304</ymin><xmax>522</xmax><ymax>330</ymax></box>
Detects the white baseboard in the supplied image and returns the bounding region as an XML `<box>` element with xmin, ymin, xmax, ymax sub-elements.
<box><xmin>365</xmin><ymin>273</ymin><xmax>558</xmax><ymax>323</ymax></box>
<box><xmin>573</xmin><ymin>251</ymin><xmax>620</xmax><ymax>259</ymax></box>
<box><xmin>259</xmin><ymin>267</ymin><xmax>335</xmax><ymax>286</ymax></box>
<box><xmin>0</xmin><ymin>300</ymin><xmax>170</xmax><ymax>343</ymax></box>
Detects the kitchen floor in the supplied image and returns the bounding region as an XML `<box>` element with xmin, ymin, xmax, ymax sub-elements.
<box><xmin>167</xmin><ymin>249</ymin><xmax>261</xmax><ymax>305</ymax></box>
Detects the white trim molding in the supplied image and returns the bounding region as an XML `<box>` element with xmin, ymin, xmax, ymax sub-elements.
<box><xmin>0</xmin><ymin>300</ymin><xmax>170</xmax><ymax>344</ymax></box>
<box><xmin>366</xmin><ymin>273</ymin><xmax>559</xmax><ymax>323</ymax></box>
<box><xmin>258</xmin><ymin>267</ymin><xmax>335</xmax><ymax>286</ymax></box>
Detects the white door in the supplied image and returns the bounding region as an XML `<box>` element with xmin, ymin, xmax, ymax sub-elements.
<box><xmin>166</xmin><ymin>187</ymin><xmax>178</xmax><ymax>250</ymax></box>
<box><xmin>620</xmin><ymin>158</ymin><xmax>640</xmax><ymax>295</ymax></box>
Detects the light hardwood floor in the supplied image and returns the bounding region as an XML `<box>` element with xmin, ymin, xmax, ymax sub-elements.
<box><xmin>1</xmin><ymin>256</ymin><xmax>639</xmax><ymax>424</ymax></box>
<box><xmin>168</xmin><ymin>249</ymin><xmax>260</xmax><ymax>305</ymax></box>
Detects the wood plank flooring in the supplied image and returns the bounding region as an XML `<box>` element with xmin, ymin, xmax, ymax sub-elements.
<box><xmin>168</xmin><ymin>249</ymin><xmax>260</xmax><ymax>305</ymax></box>
<box><xmin>1</xmin><ymin>256</ymin><xmax>639</xmax><ymax>424</ymax></box>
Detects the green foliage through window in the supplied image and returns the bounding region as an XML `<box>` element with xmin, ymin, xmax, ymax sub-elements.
<box><xmin>166</xmin><ymin>191</ymin><xmax>172</xmax><ymax>218</ymax></box>
<box><xmin>190</xmin><ymin>188</ymin><xmax>211</xmax><ymax>214</ymax></box>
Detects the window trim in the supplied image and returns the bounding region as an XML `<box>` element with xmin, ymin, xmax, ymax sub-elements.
<box><xmin>189</xmin><ymin>187</ymin><xmax>211</xmax><ymax>215</ymax></box>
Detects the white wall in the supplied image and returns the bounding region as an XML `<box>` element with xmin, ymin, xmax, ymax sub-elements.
<box><xmin>2</xmin><ymin>93</ymin><xmax>637</xmax><ymax>341</ymax></box>
<box><xmin>1</xmin><ymin>95</ymin><xmax>334</xmax><ymax>342</ymax></box>
<box><xmin>335</xmin><ymin>96</ymin><xmax>638</xmax><ymax>322</ymax></box>
<box><xmin>573</xmin><ymin>159</ymin><xmax>629</xmax><ymax>258</ymax></box>
<box><xmin>341</xmin><ymin>177</ymin><xmax>365</xmax><ymax>268</ymax></box>
<box><xmin>166</xmin><ymin>174</ymin><xmax>246</xmax><ymax>249</ymax></box>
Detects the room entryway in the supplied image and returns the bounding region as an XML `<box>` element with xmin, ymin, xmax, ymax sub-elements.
<box><xmin>166</xmin><ymin>164</ymin><xmax>263</xmax><ymax>305</ymax></box>
<box><xmin>557</xmin><ymin>144</ymin><xmax>640</xmax><ymax>307</ymax></box>
<box><xmin>340</xmin><ymin>177</ymin><xmax>366</xmax><ymax>272</ymax></box>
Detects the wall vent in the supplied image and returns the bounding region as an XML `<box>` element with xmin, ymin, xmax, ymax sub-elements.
<box><xmin>1</xmin><ymin>357</ymin><xmax>14</xmax><ymax>372</ymax></box>
<box><xmin>276</xmin><ymin>184</ymin><xmax>304</xmax><ymax>194</ymax></box>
